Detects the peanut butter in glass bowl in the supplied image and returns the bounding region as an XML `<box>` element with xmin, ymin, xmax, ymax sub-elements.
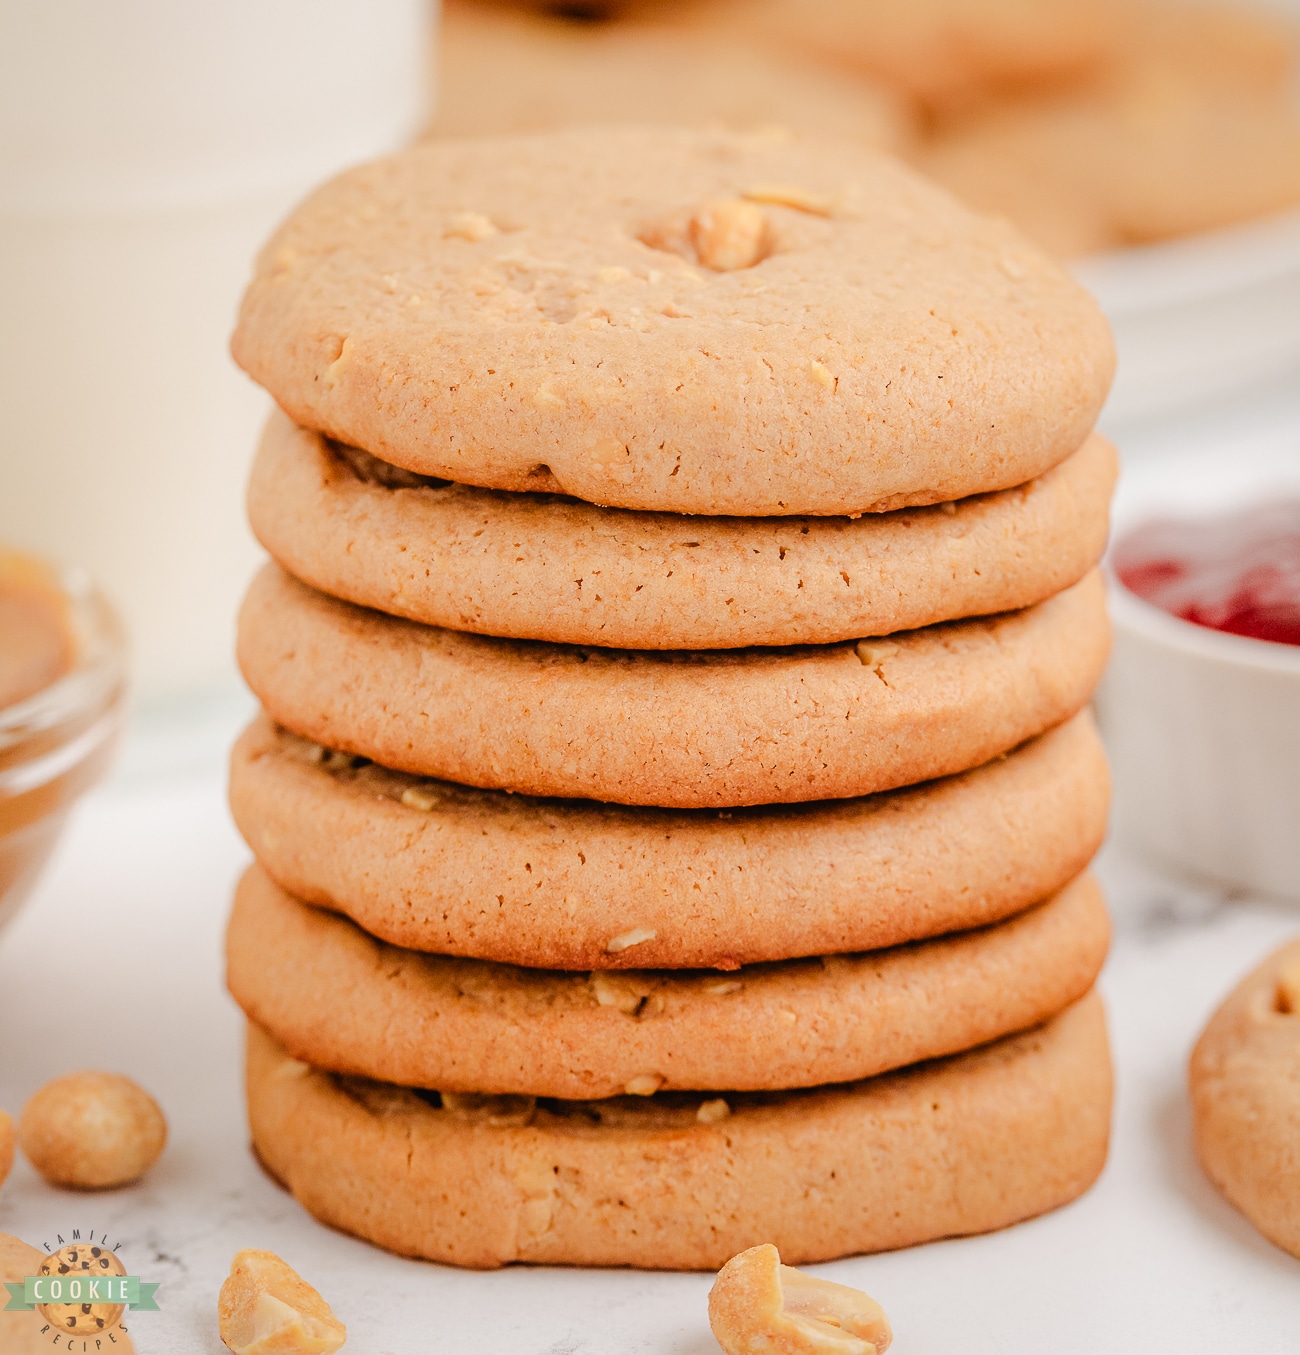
<box><xmin>0</xmin><ymin>550</ymin><xmax>125</xmax><ymax>935</ymax></box>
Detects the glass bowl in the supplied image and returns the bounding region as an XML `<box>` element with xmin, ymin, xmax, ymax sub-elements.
<box><xmin>0</xmin><ymin>554</ymin><xmax>126</xmax><ymax>935</ymax></box>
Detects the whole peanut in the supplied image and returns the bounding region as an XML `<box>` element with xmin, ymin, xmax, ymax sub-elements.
<box><xmin>19</xmin><ymin>1072</ymin><xmax>166</xmax><ymax>1189</ymax></box>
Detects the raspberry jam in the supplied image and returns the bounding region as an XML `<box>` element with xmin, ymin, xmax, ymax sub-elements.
<box><xmin>1114</xmin><ymin>500</ymin><xmax>1300</xmax><ymax>647</ymax></box>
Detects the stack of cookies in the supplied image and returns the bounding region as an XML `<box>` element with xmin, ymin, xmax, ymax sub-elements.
<box><xmin>225</xmin><ymin>126</ymin><xmax>1118</xmax><ymax>1270</ymax></box>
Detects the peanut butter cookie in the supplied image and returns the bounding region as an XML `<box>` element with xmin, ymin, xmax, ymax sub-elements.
<box><xmin>231</xmin><ymin>126</ymin><xmax>1114</xmax><ymax>516</ymax></box>
<box><xmin>249</xmin><ymin>412</ymin><xmax>1116</xmax><ymax>649</ymax></box>
<box><xmin>236</xmin><ymin>563</ymin><xmax>1109</xmax><ymax>808</ymax></box>
<box><xmin>230</xmin><ymin>709</ymin><xmax>1109</xmax><ymax>969</ymax></box>
<box><xmin>227</xmin><ymin>865</ymin><xmax>1108</xmax><ymax>1098</ymax></box>
<box><xmin>245</xmin><ymin>990</ymin><xmax>1111</xmax><ymax>1269</ymax></box>
<box><xmin>1190</xmin><ymin>936</ymin><xmax>1300</xmax><ymax>1259</ymax></box>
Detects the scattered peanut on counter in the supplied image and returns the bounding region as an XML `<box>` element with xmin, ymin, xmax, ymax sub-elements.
<box><xmin>709</xmin><ymin>1243</ymin><xmax>892</xmax><ymax>1355</ymax></box>
<box><xmin>18</xmin><ymin>1071</ymin><xmax>167</xmax><ymax>1189</ymax></box>
<box><xmin>219</xmin><ymin>1249</ymin><xmax>346</xmax><ymax>1355</ymax></box>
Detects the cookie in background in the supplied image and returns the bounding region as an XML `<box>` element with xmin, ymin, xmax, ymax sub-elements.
<box><xmin>461</xmin><ymin>0</ymin><xmax>1119</xmax><ymax>117</ymax></box>
<box><xmin>430</xmin><ymin>0</ymin><xmax>912</xmax><ymax>149</ymax></box>
<box><xmin>462</xmin><ymin>0</ymin><xmax>1300</xmax><ymax>259</ymax></box>
<box><xmin>916</xmin><ymin>0</ymin><xmax>1300</xmax><ymax>256</ymax></box>
<box><xmin>1191</xmin><ymin>938</ymin><xmax>1300</xmax><ymax>1260</ymax></box>
<box><xmin>680</xmin><ymin>0</ymin><xmax>1120</xmax><ymax>117</ymax></box>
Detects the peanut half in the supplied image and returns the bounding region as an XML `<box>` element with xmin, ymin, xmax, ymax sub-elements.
<box><xmin>709</xmin><ymin>1244</ymin><xmax>891</xmax><ymax>1355</ymax></box>
<box><xmin>218</xmin><ymin>1250</ymin><xmax>346</xmax><ymax>1355</ymax></box>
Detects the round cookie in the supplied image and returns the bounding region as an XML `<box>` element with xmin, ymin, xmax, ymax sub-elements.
<box><xmin>228</xmin><ymin>864</ymin><xmax>1108</xmax><ymax>1099</ymax></box>
<box><xmin>1190</xmin><ymin>937</ymin><xmax>1300</xmax><ymax>1259</ymax></box>
<box><xmin>246</xmin><ymin>990</ymin><xmax>1112</xmax><ymax>1270</ymax></box>
<box><xmin>918</xmin><ymin>7</ymin><xmax>1300</xmax><ymax>257</ymax></box>
<box><xmin>432</xmin><ymin>1</ymin><xmax>911</xmax><ymax>150</ymax></box>
<box><xmin>230</xmin><ymin>709</ymin><xmax>1110</xmax><ymax>969</ymax></box>
<box><xmin>916</xmin><ymin>99</ymin><xmax>1120</xmax><ymax>260</ymax></box>
<box><xmin>231</xmin><ymin>126</ymin><xmax>1115</xmax><ymax>517</ymax></box>
<box><xmin>236</xmin><ymin>563</ymin><xmax>1110</xmax><ymax>809</ymax></box>
<box><xmin>250</xmin><ymin>413</ymin><xmax>1117</xmax><ymax>649</ymax></box>
<box><xmin>682</xmin><ymin>0</ymin><xmax>1120</xmax><ymax>114</ymax></box>
<box><xmin>920</xmin><ymin>83</ymin><xmax>1300</xmax><ymax>258</ymax></box>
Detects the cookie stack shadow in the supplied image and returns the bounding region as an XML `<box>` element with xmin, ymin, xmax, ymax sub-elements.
<box><xmin>224</xmin><ymin>126</ymin><xmax>1119</xmax><ymax>1271</ymax></box>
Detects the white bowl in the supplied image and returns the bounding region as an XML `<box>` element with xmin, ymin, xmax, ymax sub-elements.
<box><xmin>1095</xmin><ymin>431</ymin><xmax>1300</xmax><ymax>899</ymax></box>
<box><xmin>1075</xmin><ymin>205</ymin><xmax>1300</xmax><ymax>426</ymax></box>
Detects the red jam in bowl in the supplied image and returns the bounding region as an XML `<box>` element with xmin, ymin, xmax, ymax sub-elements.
<box><xmin>1114</xmin><ymin>500</ymin><xmax>1300</xmax><ymax>647</ymax></box>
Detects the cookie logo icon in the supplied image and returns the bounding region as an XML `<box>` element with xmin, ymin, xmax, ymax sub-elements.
<box><xmin>36</xmin><ymin>1244</ymin><xmax>127</xmax><ymax>1334</ymax></box>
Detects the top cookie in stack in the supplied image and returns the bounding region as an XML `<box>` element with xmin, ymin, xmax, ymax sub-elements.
<box><xmin>234</xmin><ymin>127</ymin><xmax>1111</xmax><ymax>519</ymax></box>
<box><xmin>226</xmin><ymin>126</ymin><xmax>1117</xmax><ymax>1269</ymax></box>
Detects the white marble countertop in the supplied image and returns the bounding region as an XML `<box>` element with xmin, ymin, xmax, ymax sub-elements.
<box><xmin>2</xmin><ymin>700</ymin><xmax>1299</xmax><ymax>1355</ymax></box>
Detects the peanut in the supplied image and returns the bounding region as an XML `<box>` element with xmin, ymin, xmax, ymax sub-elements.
<box><xmin>19</xmin><ymin>1072</ymin><xmax>166</xmax><ymax>1189</ymax></box>
<box><xmin>709</xmin><ymin>1243</ymin><xmax>891</xmax><ymax>1355</ymax></box>
<box><xmin>689</xmin><ymin>200</ymin><xmax>772</xmax><ymax>272</ymax></box>
<box><xmin>218</xmin><ymin>1249</ymin><xmax>346</xmax><ymax>1355</ymax></box>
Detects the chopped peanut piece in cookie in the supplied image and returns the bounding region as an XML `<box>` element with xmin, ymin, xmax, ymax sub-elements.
<box><xmin>705</xmin><ymin>980</ymin><xmax>744</xmax><ymax>996</ymax></box>
<box><xmin>399</xmin><ymin>785</ymin><xmax>439</xmax><ymax>811</ymax></box>
<box><xmin>589</xmin><ymin>437</ymin><xmax>629</xmax><ymax>468</ymax></box>
<box><xmin>808</xmin><ymin>361</ymin><xmax>837</xmax><ymax>391</ymax></box>
<box><xmin>709</xmin><ymin>1244</ymin><xmax>891</xmax><ymax>1355</ymax></box>
<box><xmin>589</xmin><ymin>972</ymin><xmax>648</xmax><ymax>1015</ymax></box>
<box><xmin>743</xmin><ymin>184</ymin><xmax>837</xmax><ymax>217</ymax></box>
<box><xmin>854</xmin><ymin>640</ymin><xmax>899</xmax><ymax>670</ymax></box>
<box><xmin>218</xmin><ymin>1250</ymin><xmax>345</xmax><ymax>1355</ymax></box>
<box><xmin>624</xmin><ymin>1075</ymin><xmax>664</xmax><ymax>1097</ymax></box>
<box><xmin>1275</xmin><ymin>962</ymin><xmax>1300</xmax><ymax>1014</ymax></box>
<box><xmin>689</xmin><ymin>200</ymin><xmax>772</xmax><ymax>272</ymax></box>
<box><xmin>440</xmin><ymin>1092</ymin><xmax>537</xmax><ymax>1127</ymax></box>
<box><xmin>640</xmin><ymin>198</ymin><xmax>773</xmax><ymax>272</ymax></box>
<box><xmin>698</xmin><ymin>1098</ymin><xmax>731</xmax><ymax>1125</ymax></box>
<box><xmin>443</xmin><ymin>211</ymin><xmax>498</xmax><ymax>242</ymax></box>
<box><xmin>606</xmin><ymin>926</ymin><xmax>657</xmax><ymax>954</ymax></box>
<box><xmin>19</xmin><ymin>1073</ymin><xmax>166</xmax><ymax>1189</ymax></box>
<box><xmin>0</xmin><ymin>1112</ymin><xmax>13</xmax><ymax>1189</ymax></box>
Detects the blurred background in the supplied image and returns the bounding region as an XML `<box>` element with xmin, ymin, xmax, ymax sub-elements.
<box><xmin>1</xmin><ymin>0</ymin><xmax>1298</xmax><ymax>711</ymax></box>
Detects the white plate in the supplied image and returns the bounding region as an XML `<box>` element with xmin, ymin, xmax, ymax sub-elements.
<box><xmin>1076</xmin><ymin>206</ymin><xmax>1300</xmax><ymax>424</ymax></box>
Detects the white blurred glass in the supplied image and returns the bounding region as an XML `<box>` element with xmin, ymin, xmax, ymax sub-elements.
<box><xmin>0</xmin><ymin>1</ymin><xmax>434</xmax><ymax>700</ymax></box>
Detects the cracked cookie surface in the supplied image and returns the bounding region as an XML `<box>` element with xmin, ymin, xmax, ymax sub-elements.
<box><xmin>227</xmin><ymin>864</ymin><xmax>1108</xmax><ymax>1098</ymax></box>
<box><xmin>230</xmin><ymin>709</ymin><xmax>1109</xmax><ymax>969</ymax></box>
<box><xmin>236</xmin><ymin>563</ymin><xmax>1110</xmax><ymax>808</ymax></box>
<box><xmin>250</xmin><ymin>412</ymin><xmax>1116</xmax><ymax>649</ymax></box>
<box><xmin>231</xmin><ymin>126</ymin><xmax>1114</xmax><ymax>516</ymax></box>
<box><xmin>246</xmin><ymin>990</ymin><xmax>1112</xmax><ymax>1269</ymax></box>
